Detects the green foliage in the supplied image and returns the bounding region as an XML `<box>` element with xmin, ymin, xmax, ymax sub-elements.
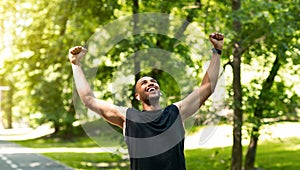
<box><xmin>241</xmin><ymin>0</ymin><xmax>300</xmax><ymax>126</ymax></box>
<box><xmin>1</xmin><ymin>0</ymin><xmax>299</xmax><ymax>154</ymax></box>
<box><xmin>0</xmin><ymin>0</ymin><xmax>121</xmax><ymax>134</ymax></box>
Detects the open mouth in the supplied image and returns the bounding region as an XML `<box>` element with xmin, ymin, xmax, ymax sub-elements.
<box><xmin>147</xmin><ymin>87</ymin><xmax>156</xmax><ymax>92</ymax></box>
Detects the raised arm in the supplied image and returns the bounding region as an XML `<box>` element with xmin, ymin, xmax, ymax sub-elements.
<box><xmin>174</xmin><ymin>33</ymin><xmax>224</xmax><ymax>120</ymax></box>
<box><xmin>69</xmin><ymin>46</ymin><xmax>126</xmax><ymax>129</ymax></box>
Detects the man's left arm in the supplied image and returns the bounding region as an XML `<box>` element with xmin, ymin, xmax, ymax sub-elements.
<box><xmin>174</xmin><ymin>32</ymin><xmax>224</xmax><ymax>120</ymax></box>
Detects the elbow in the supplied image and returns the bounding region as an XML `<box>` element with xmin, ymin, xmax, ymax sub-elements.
<box><xmin>201</xmin><ymin>75</ymin><xmax>218</xmax><ymax>95</ymax></box>
<box><xmin>82</xmin><ymin>96</ymin><xmax>95</xmax><ymax>108</ymax></box>
<box><xmin>204</xmin><ymin>82</ymin><xmax>215</xmax><ymax>95</ymax></box>
<box><xmin>209</xmin><ymin>81</ymin><xmax>218</xmax><ymax>94</ymax></box>
<box><xmin>210</xmin><ymin>84</ymin><xmax>216</xmax><ymax>94</ymax></box>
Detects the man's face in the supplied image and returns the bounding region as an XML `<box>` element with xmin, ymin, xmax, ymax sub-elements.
<box><xmin>135</xmin><ymin>76</ymin><xmax>161</xmax><ymax>103</ymax></box>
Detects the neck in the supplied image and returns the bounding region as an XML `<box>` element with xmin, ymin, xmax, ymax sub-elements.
<box><xmin>142</xmin><ymin>100</ymin><xmax>161</xmax><ymax>111</ymax></box>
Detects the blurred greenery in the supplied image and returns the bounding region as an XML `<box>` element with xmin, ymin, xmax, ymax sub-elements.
<box><xmin>1</xmin><ymin>0</ymin><xmax>300</xmax><ymax>169</ymax></box>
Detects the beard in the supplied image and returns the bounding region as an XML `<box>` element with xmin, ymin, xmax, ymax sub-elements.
<box><xmin>143</xmin><ymin>90</ymin><xmax>161</xmax><ymax>106</ymax></box>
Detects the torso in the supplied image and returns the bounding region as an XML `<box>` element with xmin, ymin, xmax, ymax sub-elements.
<box><xmin>124</xmin><ymin>104</ymin><xmax>186</xmax><ymax>170</ymax></box>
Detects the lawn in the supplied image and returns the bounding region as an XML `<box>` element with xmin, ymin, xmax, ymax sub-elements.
<box><xmin>185</xmin><ymin>137</ymin><xmax>300</xmax><ymax>170</ymax></box>
<box><xmin>14</xmin><ymin>136</ymin><xmax>300</xmax><ymax>170</ymax></box>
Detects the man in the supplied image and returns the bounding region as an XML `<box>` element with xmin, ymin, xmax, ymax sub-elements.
<box><xmin>69</xmin><ymin>32</ymin><xmax>224</xmax><ymax>170</ymax></box>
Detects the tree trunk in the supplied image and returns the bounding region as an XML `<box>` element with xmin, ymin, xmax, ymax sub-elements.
<box><xmin>2</xmin><ymin>82</ymin><xmax>13</xmax><ymax>129</ymax></box>
<box><xmin>5</xmin><ymin>83</ymin><xmax>13</xmax><ymax>129</ymax></box>
<box><xmin>131</xmin><ymin>0</ymin><xmax>141</xmax><ymax>109</ymax></box>
<box><xmin>244</xmin><ymin>56</ymin><xmax>281</xmax><ymax>170</ymax></box>
<box><xmin>231</xmin><ymin>46</ymin><xmax>243</xmax><ymax>170</ymax></box>
<box><xmin>231</xmin><ymin>0</ymin><xmax>243</xmax><ymax>170</ymax></box>
<box><xmin>175</xmin><ymin>0</ymin><xmax>201</xmax><ymax>38</ymax></box>
<box><xmin>245</xmin><ymin>128</ymin><xmax>259</xmax><ymax>170</ymax></box>
<box><xmin>63</xmin><ymin>100</ymin><xmax>77</xmax><ymax>138</ymax></box>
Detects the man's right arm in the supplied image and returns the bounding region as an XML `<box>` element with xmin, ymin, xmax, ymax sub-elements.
<box><xmin>69</xmin><ymin>46</ymin><xmax>126</xmax><ymax>129</ymax></box>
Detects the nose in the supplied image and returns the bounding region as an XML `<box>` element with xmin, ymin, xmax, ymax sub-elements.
<box><xmin>148</xmin><ymin>81</ymin><xmax>158</xmax><ymax>88</ymax></box>
<box><xmin>148</xmin><ymin>82</ymin><xmax>154</xmax><ymax>86</ymax></box>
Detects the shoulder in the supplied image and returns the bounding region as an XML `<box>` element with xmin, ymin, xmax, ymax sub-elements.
<box><xmin>126</xmin><ymin>107</ymin><xmax>141</xmax><ymax>116</ymax></box>
<box><xmin>163</xmin><ymin>104</ymin><xmax>180</xmax><ymax>117</ymax></box>
<box><xmin>169</xmin><ymin>103</ymin><xmax>180</xmax><ymax>113</ymax></box>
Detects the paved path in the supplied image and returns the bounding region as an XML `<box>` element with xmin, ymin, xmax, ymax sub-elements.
<box><xmin>0</xmin><ymin>140</ymin><xmax>73</xmax><ymax>170</ymax></box>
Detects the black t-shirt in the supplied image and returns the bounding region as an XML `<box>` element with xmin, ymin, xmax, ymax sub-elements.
<box><xmin>125</xmin><ymin>104</ymin><xmax>186</xmax><ymax>170</ymax></box>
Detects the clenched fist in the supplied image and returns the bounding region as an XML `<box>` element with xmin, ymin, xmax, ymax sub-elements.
<box><xmin>209</xmin><ymin>32</ymin><xmax>224</xmax><ymax>50</ymax></box>
<box><xmin>68</xmin><ymin>46</ymin><xmax>87</xmax><ymax>65</ymax></box>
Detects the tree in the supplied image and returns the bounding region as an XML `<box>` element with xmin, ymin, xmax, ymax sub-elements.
<box><xmin>230</xmin><ymin>0</ymin><xmax>243</xmax><ymax>169</ymax></box>
<box><xmin>7</xmin><ymin>0</ymin><xmax>120</xmax><ymax>137</ymax></box>
<box><xmin>0</xmin><ymin>0</ymin><xmax>21</xmax><ymax>129</ymax></box>
<box><xmin>242</xmin><ymin>1</ymin><xmax>300</xmax><ymax>169</ymax></box>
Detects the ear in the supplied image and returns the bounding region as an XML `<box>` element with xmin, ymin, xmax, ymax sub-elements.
<box><xmin>135</xmin><ymin>93</ymin><xmax>140</xmax><ymax>101</ymax></box>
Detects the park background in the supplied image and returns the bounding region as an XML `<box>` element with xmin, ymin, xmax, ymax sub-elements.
<box><xmin>0</xmin><ymin>0</ymin><xmax>299</xmax><ymax>170</ymax></box>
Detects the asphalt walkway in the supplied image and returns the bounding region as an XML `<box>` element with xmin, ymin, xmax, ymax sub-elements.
<box><xmin>0</xmin><ymin>140</ymin><xmax>73</xmax><ymax>170</ymax></box>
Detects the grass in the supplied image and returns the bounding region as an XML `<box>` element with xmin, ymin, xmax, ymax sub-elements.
<box><xmin>14</xmin><ymin>134</ymin><xmax>124</xmax><ymax>148</ymax></box>
<box><xmin>14</xmin><ymin>136</ymin><xmax>300</xmax><ymax>170</ymax></box>
<box><xmin>255</xmin><ymin>138</ymin><xmax>300</xmax><ymax>170</ymax></box>
<box><xmin>43</xmin><ymin>152</ymin><xmax>129</xmax><ymax>170</ymax></box>
<box><xmin>14</xmin><ymin>136</ymin><xmax>97</xmax><ymax>148</ymax></box>
<box><xmin>185</xmin><ymin>137</ymin><xmax>300</xmax><ymax>170</ymax></box>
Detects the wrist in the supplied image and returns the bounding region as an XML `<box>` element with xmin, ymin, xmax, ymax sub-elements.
<box><xmin>212</xmin><ymin>48</ymin><xmax>222</xmax><ymax>55</ymax></box>
<box><xmin>71</xmin><ymin>62</ymin><xmax>81</xmax><ymax>67</ymax></box>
